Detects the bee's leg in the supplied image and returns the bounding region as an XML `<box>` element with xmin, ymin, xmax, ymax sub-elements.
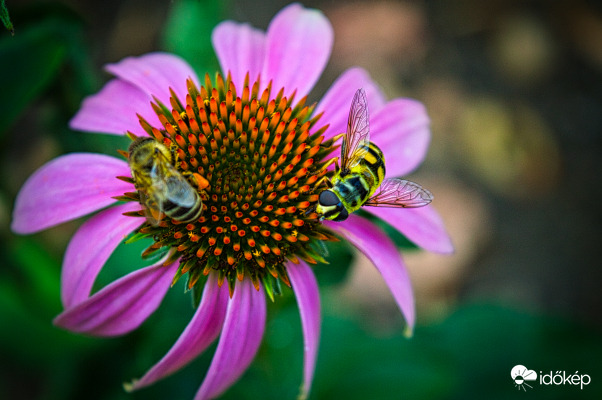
<box><xmin>168</xmin><ymin>144</ymin><xmax>180</xmax><ymax>166</ymax></box>
<box><xmin>191</xmin><ymin>173</ymin><xmax>210</xmax><ymax>190</ymax></box>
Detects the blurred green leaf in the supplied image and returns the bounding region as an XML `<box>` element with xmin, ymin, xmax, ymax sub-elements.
<box><xmin>0</xmin><ymin>20</ymin><xmax>67</xmax><ymax>133</ymax></box>
<box><xmin>312</xmin><ymin>239</ymin><xmax>354</xmax><ymax>286</ymax></box>
<box><xmin>0</xmin><ymin>2</ymin><xmax>97</xmax><ymax>142</ymax></box>
<box><xmin>0</xmin><ymin>238</ymin><xmax>98</xmax><ymax>368</ymax></box>
<box><xmin>7</xmin><ymin>237</ymin><xmax>61</xmax><ymax>312</ymax></box>
<box><xmin>1</xmin><ymin>0</ymin><xmax>13</xmax><ymax>35</ymax></box>
<box><xmin>162</xmin><ymin>0</ymin><xmax>228</xmax><ymax>77</ymax></box>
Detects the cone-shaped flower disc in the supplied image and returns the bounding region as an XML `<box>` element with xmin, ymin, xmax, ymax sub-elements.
<box><xmin>119</xmin><ymin>73</ymin><xmax>337</xmax><ymax>298</ymax></box>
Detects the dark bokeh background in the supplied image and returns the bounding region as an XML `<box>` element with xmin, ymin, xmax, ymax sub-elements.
<box><xmin>1</xmin><ymin>1</ymin><xmax>601</xmax><ymax>399</ymax></box>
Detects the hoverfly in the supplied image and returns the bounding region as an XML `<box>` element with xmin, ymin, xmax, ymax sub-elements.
<box><xmin>128</xmin><ymin>137</ymin><xmax>204</xmax><ymax>225</ymax></box>
<box><xmin>315</xmin><ymin>88</ymin><xmax>433</xmax><ymax>221</ymax></box>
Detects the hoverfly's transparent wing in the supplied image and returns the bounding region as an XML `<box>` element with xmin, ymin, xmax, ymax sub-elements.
<box><xmin>364</xmin><ymin>178</ymin><xmax>433</xmax><ymax>208</ymax></box>
<box><xmin>341</xmin><ymin>88</ymin><xmax>371</xmax><ymax>172</ymax></box>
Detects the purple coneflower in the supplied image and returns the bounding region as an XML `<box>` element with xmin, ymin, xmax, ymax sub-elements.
<box><xmin>11</xmin><ymin>3</ymin><xmax>452</xmax><ymax>399</ymax></box>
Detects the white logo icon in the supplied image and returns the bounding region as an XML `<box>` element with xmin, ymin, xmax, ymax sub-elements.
<box><xmin>511</xmin><ymin>365</ymin><xmax>538</xmax><ymax>391</ymax></box>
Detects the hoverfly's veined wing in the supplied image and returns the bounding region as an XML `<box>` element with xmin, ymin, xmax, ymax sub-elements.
<box><xmin>364</xmin><ymin>179</ymin><xmax>433</xmax><ymax>208</ymax></box>
<box><xmin>341</xmin><ymin>88</ymin><xmax>371</xmax><ymax>171</ymax></box>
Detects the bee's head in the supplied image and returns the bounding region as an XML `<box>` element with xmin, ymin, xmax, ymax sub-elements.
<box><xmin>128</xmin><ymin>137</ymin><xmax>154</xmax><ymax>157</ymax></box>
<box><xmin>316</xmin><ymin>190</ymin><xmax>348</xmax><ymax>221</ymax></box>
<box><xmin>128</xmin><ymin>137</ymin><xmax>171</xmax><ymax>173</ymax></box>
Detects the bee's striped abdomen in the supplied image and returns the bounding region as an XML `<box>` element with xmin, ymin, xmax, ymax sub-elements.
<box><xmin>163</xmin><ymin>176</ymin><xmax>203</xmax><ymax>222</ymax></box>
<box><xmin>163</xmin><ymin>196</ymin><xmax>202</xmax><ymax>222</ymax></box>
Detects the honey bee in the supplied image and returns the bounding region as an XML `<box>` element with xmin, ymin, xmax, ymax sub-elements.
<box><xmin>315</xmin><ymin>88</ymin><xmax>433</xmax><ymax>221</ymax></box>
<box><xmin>128</xmin><ymin>137</ymin><xmax>204</xmax><ymax>224</ymax></box>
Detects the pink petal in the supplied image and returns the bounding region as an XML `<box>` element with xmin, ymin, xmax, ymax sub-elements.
<box><xmin>127</xmin><ymin>274</ymin><xmax>229</xmax><ymax>390</ymax></box>
<box><xmin>61</xmin><ymin>202</ymin><xmax>143</xmax><ymax>309</ymax></box>
<box><xmin>212</xmin><ymin>21</ymin><xmax>266</xmax><ymax>90</ymax></box>
<box><xmin>53</xmin><ymin>260</ymin><xmax>179</xmax><ymax>337</ymax></box>
<box><xmin>288</xmin><ymin>260</ymin><xmax>321</xmax><ymax>400</ymax></box>
<box><xmin>11</xmin><ymin>153</ymin><xmax>134</xmax><ymax>234</ymax></box>
<box><xmin>195</xmin><ymin>279</ymin><xmax>266</xmax><ymax>400</ymax></box>
<box><xmin>105</xmin><ymin>53</ymin><xmax>198</xmax><ymax>109</ymax></box>
<box><xmin>69</xmin><ymin>79</ymin><xmax>159</xmax><ymax>136</ymax></box>
<box><xmin>366</xmin><ymin>205</ymin><xmax>454</xmax><ymax>254</ymax></box>
<box><xmin>316</xmin><ymin>67</ymin><xmax>386</xmax><ymax>141</ymax></box>
<box><xmin>262</xmin><ymin>3</ymin><xmax>333</xmax><ymax>97</ymax></box>
<box><xmin>325</xmin><ymin>215</ymin><xmax>416</xmax><ymax>331</ymax></box>
<box><xmin>371</xmin><ymin>98</ymin><xmax>431</xmax><ymax>177</ymax></box>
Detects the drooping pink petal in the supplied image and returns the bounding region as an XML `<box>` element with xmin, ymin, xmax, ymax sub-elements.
<box><xmin>69</xmin><ymin>79</ymin><xmax>159</xmax><ymax>136</ymax></box>
<box><xmin>288</xmin><ymin>260</ymin><xmax>321</xmax><ymax>400</ymax></box>
<box><xmin>11</xmin><ymin>153</ymin><xmax>134</xmax><ymax>234</ymax></box>
<box><xmin>61</xmin><ymin>202</ymin><xmax>143</xmax><ymax>309</ymax></box>
<box><xmin>212</xmin><ymin>21</ymin><xmax>266</xmax><ymax>90</ymax></box>
<box><xmin>262</xmin><ymin>3</ymin><xmax>333</xmax><ymax>98</ymax></box>
<box><xmin>105</xmin><ymin>53</ymin><xmax>198</xmax><ymax>109</ymax></box>
<box><xmin>195</xmin><ymin>279</ymin><xmax>266</xmax><ymax>400</ymax></box>
<box><xmin>371</xmin><ymin>98</ymin><xmax>431</xmax><ymax>177</ymax></box>
<box><xmin>53</xmin><ymin>260</ymin><xmax>179</xmax><ymax>337</ymax></box>
<box><xmin>127</xmin><ymin>275</ymin><xmax>229</xmax><ymax>391</ymax></box>
<box><xmin>366</xmin><ymin>205</ymin><xmax>454</xmax><ymax>254</ymax></box>
<box><xmin>316</xmin><ymin>67</ymin><xmax>386</xmax><ymax>141</ymax></box>
<box><xmin>325</xmin><ymin>215</ymin><xmax>416</xmax><ymax>331</ymax></box>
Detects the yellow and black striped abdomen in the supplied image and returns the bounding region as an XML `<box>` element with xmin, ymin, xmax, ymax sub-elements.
<box><xmin>331</xmin><ymin>142</ymin><xmax>386</xmax><ymax>214</ymax></box>
<box><xmin>354</xmin><ymin>142</ymin><xmax>386</xmax><ymax>190</ymax></box>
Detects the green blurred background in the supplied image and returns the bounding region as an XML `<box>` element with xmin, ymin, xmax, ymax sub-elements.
<box><xmin>1</xmin><ymin>0</ymin><xmax>601</xmax><ymax>399</ymax></box>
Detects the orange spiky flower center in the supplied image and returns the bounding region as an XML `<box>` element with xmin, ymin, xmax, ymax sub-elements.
<box><xmin>117</xmin><ymin>73</ymin><xmax>337</xmax><ymax>299</ymax></box>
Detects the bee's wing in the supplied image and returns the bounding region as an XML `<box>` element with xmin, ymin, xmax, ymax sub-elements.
<box><xmin>154</xmin><ymin>160</ymin><xmax>204</xmax><ymax>215</ymax></box>
<box><xmin>364</xmin><ymin>178</ymin><xmax>433</xmax><ymax>208</ymax></box>
<box><xmin>141</xmin><ymin>160</ymin><xmax>176</xmax><ymax>225</ymax></box>
<box><xmin>341</xmin><ymin>88</ymin><xmax>371</xmax><ymax>171</ymax></box>
<box><xmin>166</xmin><ymin>171</ymin><xmax>203</xmax><ymax>208</ymax></box>
<box><xmin>139</xmin><ymin>188</ymin><xmax>165</xmax><ymax>226</ymax></box>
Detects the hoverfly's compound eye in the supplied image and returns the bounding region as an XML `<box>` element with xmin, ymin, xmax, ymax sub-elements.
<box><xmin>319</xmin><ymin>190</ymin><xmax>340</xmax><ymax>206</ymax></box>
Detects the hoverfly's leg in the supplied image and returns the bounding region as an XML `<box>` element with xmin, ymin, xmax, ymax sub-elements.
<box><xmin>320</xmin><ymin>156</ymin><xmax>340</xmax><ymax>173</ymax></box>
<box><xmin>314</xmin><ymin>175</ymin><xmax>334</xmax><ymax>189</ymax></box>
<box><xmin>323</xmin><ymin>132</ymin><xmax>346</xmax><ymax>148</ymax></box>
